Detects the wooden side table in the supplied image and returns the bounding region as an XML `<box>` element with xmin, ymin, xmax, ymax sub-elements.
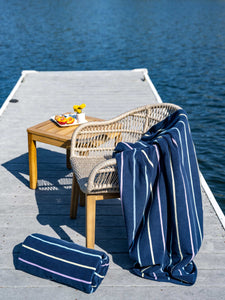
<box><xmin>27</xmin><ymin>116</ymin><xmax>103</xmax><ymax>189</ymax></box>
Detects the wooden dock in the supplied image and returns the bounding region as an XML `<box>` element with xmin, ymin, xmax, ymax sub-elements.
<box><xmin>1</xmin><ymin>69</ymin><xmax>225</xmax><ymax>299</ymax></box>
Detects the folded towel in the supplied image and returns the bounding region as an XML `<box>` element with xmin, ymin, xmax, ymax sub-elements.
<box><xmin>17</xmin><ymin>233</ymin><xmax>109</xmax><ymax>293</ymax></box>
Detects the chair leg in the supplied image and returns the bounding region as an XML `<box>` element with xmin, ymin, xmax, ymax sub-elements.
<box><xmin>70</xmin><ymin>173</ymin><xmax>79</xmax><ymax>219</ymax></box>
<box><xmin>80</xmin><ymin>191</ymin><xmax>86</xmax><ymax>207</ymax></box>
<box><xmin>86</xmin><ymin>194</ymin><xmax>96</xmax><ymax>249</ymax></box>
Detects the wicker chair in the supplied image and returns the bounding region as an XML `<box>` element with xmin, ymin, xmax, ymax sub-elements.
<box><xmin>70</xmin><ymin>103</ymin><xmax>181</xmax><ymax>248</ymax></box>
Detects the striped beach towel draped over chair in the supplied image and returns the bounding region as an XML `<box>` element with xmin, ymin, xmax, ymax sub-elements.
<box><xmin>17</xmin><ymin>234</ymin><xmax>109</xmax><ymax>293</ymax></box>
<box><xmin>114</xmin><ymin>109</ymin><xmax>203</xmax><ymax>285</ymax></box>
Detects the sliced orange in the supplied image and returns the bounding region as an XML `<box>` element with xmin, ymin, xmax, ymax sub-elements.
<box><xmin>66</xmin><ymin>116</ymin><xmax>75</xmax><ymax>124</ymax></box>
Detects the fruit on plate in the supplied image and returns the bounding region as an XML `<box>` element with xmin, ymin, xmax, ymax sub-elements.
<box><xmin>66</xmin><ymin>116</ymin><xmax>75</xmax><ymax>124</ymax></box>
<box><xmin>55</xmin><ymin>115</ymin><xmax>75</xmax><ymax>125</ymax></box>
<box><xmin>55</xmin><ymin>115</ymin><xmax>67</xmax><ymax>125</ymax></box>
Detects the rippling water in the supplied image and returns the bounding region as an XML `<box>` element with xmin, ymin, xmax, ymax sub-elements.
<box><xmin>1</xmin><ymin>0</ymin><xmax>225</xmax><ymax>212</ymax></box>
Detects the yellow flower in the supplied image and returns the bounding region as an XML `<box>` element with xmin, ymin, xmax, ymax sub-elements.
<box><xmin>73</xmin><ymin>103</ymin><xmax>86</xmax><ymax>114</ymax></box>
<box><xmin>80</xmin><ymin>103</ymin><xmax>86</xmax><ymax>109</ymax></box>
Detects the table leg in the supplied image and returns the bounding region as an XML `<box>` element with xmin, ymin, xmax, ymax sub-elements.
<box><xmin>28</xmin><ymin>133</ymin><xmax>38</xmax><ymax>189</ymax></box>
<box><xmin>66</xmin><ymin>147</ymin><xmax>71</xmax><ymax>169</ymax></box>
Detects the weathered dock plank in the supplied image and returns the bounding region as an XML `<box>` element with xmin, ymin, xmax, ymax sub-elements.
<box><xmin>0</xmin><ymin>70</ymin><xmax>224</xmax><ymax>300</ymax></box>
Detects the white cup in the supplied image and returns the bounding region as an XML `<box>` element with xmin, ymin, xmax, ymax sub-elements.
<box><xmin>77</xmin><ymin>112</ymin><xmax>86</xmax><ymax>123</ymax></box>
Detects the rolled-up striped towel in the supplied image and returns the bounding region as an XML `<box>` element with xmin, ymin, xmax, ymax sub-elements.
<box><xmin>17</xmin><ymin>233</ymin><xmax>109</xmax><ymax>293</ymax></box>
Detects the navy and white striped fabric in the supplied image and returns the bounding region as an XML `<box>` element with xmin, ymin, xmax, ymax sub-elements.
<box><xmin>17</xmin><ymin>234</ymin><xmax>109</xmax><ymax>293</ymax></box>
<box><xmin>114</xmin><ymin>109</ymin><xmax>203</xmax><ymax>285</ymax></box>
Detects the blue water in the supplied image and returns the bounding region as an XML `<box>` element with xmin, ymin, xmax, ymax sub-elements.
<box><xmin>1</xmin><ymin>0</ymin><xmax>225</xmax><ymax>212</ymax></box>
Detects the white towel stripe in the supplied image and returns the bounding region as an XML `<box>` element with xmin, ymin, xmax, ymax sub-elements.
<box><xmin>141</xmin><ymin>149</ymin><xmax>154</xmax><ymax>167</ymax></box>
<box><xmin>168</xmin><ymin>147</ymin><xmax>183</xmax><ymax>261</ymax></box>
<box><xmin>154</xmin><ymin>145</ymin><xmax>166</xmax><ymax>252</ymax></box>
<box><xmin>22</xmin><ymin>245</ymin><xmax>96</xmax><ymax>270</ymax></box>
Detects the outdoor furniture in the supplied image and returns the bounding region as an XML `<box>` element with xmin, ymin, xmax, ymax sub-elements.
<box><xmin>27</xmin><ymin>116</ymin><xmax>103</xmax><ymax>189</ymax></box>
<box><xmin>70</xmin><ymin>103</ymin><xmax>181</xmax><ymax>249</ymax></box>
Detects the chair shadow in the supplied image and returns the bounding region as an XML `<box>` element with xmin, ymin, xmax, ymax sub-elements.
<box><xmin>3</xmin><ymin>148</ymin><xmax>132</xmax><ymax>270</ymax></box>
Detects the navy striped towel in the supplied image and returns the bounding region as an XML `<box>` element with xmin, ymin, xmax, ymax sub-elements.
<box><xmin>114</xmin><ymin>109</ymin><xmax>203</xmax><ymax>285</ymax></box>
<box><xmin>17</xmin><ymin>234</ymin><xmax>109</xmax><ymax>293</ymax></box>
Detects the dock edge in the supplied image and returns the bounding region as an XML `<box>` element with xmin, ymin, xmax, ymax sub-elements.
<box><xmin>0</xmin><ymin>70</ymin><xmax>38</xmax><ymax>116</ymax></box>
<box><xmin>200</xmin><ymin>172</ymin><xmax>225</xmax><ymax>229</ymax></box>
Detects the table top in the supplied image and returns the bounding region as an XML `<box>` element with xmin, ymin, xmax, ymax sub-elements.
<box><xmin>27</xmin><ymin>115</ymin><xmax>103</xmax><ymax>143</ymax></box>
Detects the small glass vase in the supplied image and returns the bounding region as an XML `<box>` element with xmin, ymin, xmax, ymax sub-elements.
<box><xmin>77</xmin><ymin>112</ymin><xmax>86</xmax><ymax>123</ymax></box>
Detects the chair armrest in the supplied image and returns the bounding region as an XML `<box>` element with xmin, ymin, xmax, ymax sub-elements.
<box><xmin>87</xmin><ymin>158</ymin><xmax>119</xmax><ymax>193</ymax></box>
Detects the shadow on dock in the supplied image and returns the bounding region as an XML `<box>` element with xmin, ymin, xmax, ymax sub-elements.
<box><xmin>3</xmin><ymin>148</ymin><xmax>131</xmax><ymax>270</ymax></box>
